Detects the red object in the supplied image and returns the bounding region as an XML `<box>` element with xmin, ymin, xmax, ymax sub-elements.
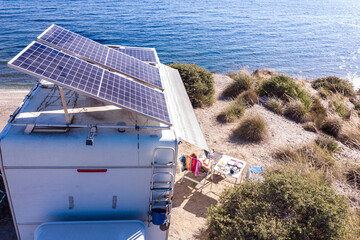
<box><xmin>77</xmin><ymin>169</ymin><xmax>107</xmax><ymax>173</ymax></box>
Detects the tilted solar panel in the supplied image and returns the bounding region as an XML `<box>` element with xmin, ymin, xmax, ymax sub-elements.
<box><xmin>37</xmin><ymin>24</ymin><xmax>163</xmax><ymax>90</ymax></box>
<box><xmin>8</xmin><ymin>41</ymin><xmax>171</xmax><ymax>125</ymax></box>
<box><xmin>115</xmin><ymin>48</ymin><xmax>157</xmax><ymax>63</ymax></box>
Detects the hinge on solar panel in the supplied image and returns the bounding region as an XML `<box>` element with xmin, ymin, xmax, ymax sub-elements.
<box><xmin>86</xmin><ymin>126</ymin><xmax>97</xmax><ymax>146</ymax></box>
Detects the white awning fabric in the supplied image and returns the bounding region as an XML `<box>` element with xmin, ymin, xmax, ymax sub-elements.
<box><xmin>160</xmin><ymin>64</ymin><xmax>210</xmax><ymax>152</ymax></box>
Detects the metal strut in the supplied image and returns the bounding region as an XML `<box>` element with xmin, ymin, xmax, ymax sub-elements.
<box><xmin>58</xmin><ymin>85</ymin><xmax>71</xmax><ymax>124</ymax></box>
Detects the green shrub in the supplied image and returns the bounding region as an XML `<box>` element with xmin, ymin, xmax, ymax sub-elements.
<box><xmin>223</xmin><ymin>71</ymin><xmax>254</xmax><ymax>98</ymax></box>
<box><xmin>217</xmin><ymin>101</ymin><xmax>246</xmax><ymax>123</ymax></box>
<box><xmin>207</xmin><ymin>172</ymin><xmax>349</xmax><ymax>240</ymax></box>
<box><xmin>312</xmin><ymin>76</ymin><xmax>355</xmax><ymax>97</ymax></box>
<box><xmin>236</xmin><ymin>88</ymin><xmax>259</xmax><ymax>106</ymax></box>
<box><xmin>315</xmin><ymin>136</ymin><xmax>340</xmax><ymax>154</ymax></box>
<box><xmin>332</xmin><ymin>100</ymin><xmax>349</xmax><ymax>119</ymax></box>
<box><xmin>264</xmin><ymin>97</ymin><xmax>284</xmax><ymax>115</ymax></box>
<box><xmin>233</xmin><ymin>115</ymin><xmax>267</xmax><ymax>142</ymax></box>
<box><xmin>321</xmin><ymin>117</ymin><xmax>342</xmax><ymax>137</ymax></box>
<box><xmin>258</xmin><ymin>74</ymin><xmax>312</xmax><ymax>108</ymax></box>
<box><xmin>168</xmin><ymin>63</ymin><xmax>215</xmax><ymax>108</ymax></box>
<box><xmin>284</xmin><ymin>100</ymin><xmax>308</xmax><ymax>123</ymax></box>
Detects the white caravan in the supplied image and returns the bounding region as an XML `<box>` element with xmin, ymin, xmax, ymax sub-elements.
<box><xmin>0</xmin><ymin>26</ymin><xmax>209</xmax><ymax>240</ymax></box>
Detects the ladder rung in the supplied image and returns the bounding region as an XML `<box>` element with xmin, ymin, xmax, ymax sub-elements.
<box><xmin>152</xmin><ymin>162</ymin><xmax>175</xmax><ymax>167</ymax></box>
<box><xmin>151</xmin><ymin>201</ymin><xmax>169</xmax><ymax>205</ymax></box>
<box><xmin>151</xmin><ymin>188</ymin><xmax>173</xmax><ymax>191</ymax></box>
<box><xmin>152</xmin><ymin>181</ymin><xmax>172</xmax><ymax>185</ymax></box>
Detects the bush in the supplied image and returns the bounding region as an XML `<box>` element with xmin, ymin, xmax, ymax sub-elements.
<box><xmin>264</xmin><ymin>97</ymin><xmax>284</xmax><ymax>115</ymax></box>
<box><xmin>236</xmin><ymin>88</ymin><xmax>259</xmax><ymax>106</ymax></box>
<box><xmin>207</xmin><ymin>172</ymin><xmax>349</xmax><ymax>240</ymax></box>
<box><xmin>217</xmin><ymin>101</ymin><xmax>246</xmax><ymax>123</ymax></box>
<box><xmin>223</xmin><ymin>71</ymin><xmax>254</xmax><ymax>98</ymax></box>
<box><xmin>233</xmin><ymin>115</ymin><xmax>267</xmax><ymax>142</ymax></box>
<box><xmin>284</xmin><ymin>100</ymin><xmax>308</xmax><ymax>123</ymax></box>
<box><xmin>320</xmin><ymin>117</ymin><xmax>342</xmax><ymax>137</ymax></box>
<box><xmin>312</xmin><ymin>76</ymin><xmax>355</xmax><ymax>97</ymax></box>
<box><xmin>258</xmin><ymin>74</ymin><xmax>312</xmax><ymax>108</ymax></box>
<box><xmin>168</xmin><ymin>63</ymin><xmax>215</xmax><ymax>108</ymax></box>
<box><xmin>315</xmin><ymin>136</ymin><xmax>340</xmax><ymax>154</ymax></box>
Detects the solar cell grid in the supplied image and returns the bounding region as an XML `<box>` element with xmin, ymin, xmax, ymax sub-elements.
<box><xmin>115</xmin><ymin>48</ymin><xmax>157</xmax><ymax>63</ymax></box>
<box><xmin>38</xmin><ymin>25</ymin><xmax>163</xmax><ymax>89</ymax></box>
<box><xmin>8</xmin><ymin>41</ymin><xmax>171</xmax><ymax>125</ymax></box>
<box><xmin>99</xmin><ymin>71</ymin><xmax>169</xmax><ymax>123</ymax></box>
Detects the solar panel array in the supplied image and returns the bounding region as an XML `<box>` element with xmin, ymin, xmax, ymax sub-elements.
<box><xmin>115</xmin><ymin>48</ymin><xmax>157</xmax><ymax>63</ymax></box>
<box><xmin>37</xmin><ymin>24</ymin><xmax>163</xmax><ymax>89</ymax></box>
<box><xmin>8</xmin><ymin>41</ymin><xmax>171</xmax><ymax>125</ymax></box>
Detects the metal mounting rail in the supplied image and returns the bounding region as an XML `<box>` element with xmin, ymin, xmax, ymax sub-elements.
<box><xmin>8</xmin><ymin>122</ymin><xmax>170</xmax><ymax>130</ymax></box>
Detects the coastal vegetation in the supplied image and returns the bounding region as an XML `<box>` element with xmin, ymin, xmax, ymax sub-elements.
<box><xmin>258</xmin><ymin>74</ymin><xmax>312</xmax><ymax>108</ymax></box>
<box><xmin>264</xmin><ymin>97</ymin><xmax>284</xmax><ymax>115</ymax></box>
<box><xmin>233</xmin><ymin>114</ymin><xmax>267</xmax><ymax>142</ymax></box>
<box><xmin>216</xmin><ymin>100</ymin><xmax>246</xmax><ymax>123</ymax></box>
<box><xmin>312</xmin><ymin>76</ymin><xmax>355</xmax><ymax>97</ymax></box>
<box><xmin>284</xmin><ymin>99</ymin><xmax>308</xmax><ymax>123</ymax></box>
<box><xmin>207</xmin><ymin>172</ymin><xmax>350</xmax><ymax>240</ymax></box>
<box><xmin>222</xmin><ymin>71</ymin><xmax>255</xmax><ymax>98</ymax></box>
<box><xmin>168</xmin><ymin>63</ymin><xmax>215</xmax><ymax>108</ymax></box>
<box><xmin>172</xmin><ymin>65</ymin><xmax>360</xmax><ymax>239</ymax></box>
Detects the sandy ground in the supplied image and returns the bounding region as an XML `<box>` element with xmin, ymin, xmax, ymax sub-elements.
<box><xmin>0</xmin><ymin>75</ymin><xmax>359</xmax><ymax>239</ymax></box>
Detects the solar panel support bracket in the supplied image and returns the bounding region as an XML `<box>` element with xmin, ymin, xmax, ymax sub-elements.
<box><xmin>58</xmin><ymin>85</ymin><xmax>72</xmax><ymax>124</ymax></box>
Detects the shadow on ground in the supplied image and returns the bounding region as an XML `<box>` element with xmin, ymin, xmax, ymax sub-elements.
<box><xmin>172</xmin><ymin>175</ymin><xmax>218</xmax><ymax>218</ymax></box>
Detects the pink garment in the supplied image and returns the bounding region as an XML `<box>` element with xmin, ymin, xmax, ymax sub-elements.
<box><xmin>194</xmin><ymin>159</ymin><xmax>202</xmax><ymax>176</ymax></box>
<box><xmin>191</xmin><ymin>158</ymin><xmax>197</xmax><ymax>173</ymax></box>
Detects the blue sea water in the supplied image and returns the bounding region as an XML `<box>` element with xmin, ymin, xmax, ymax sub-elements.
<box><xmin>1</xmin><ymin>0</ymin><xmax>360</xmax><ymax>88</ymax></box>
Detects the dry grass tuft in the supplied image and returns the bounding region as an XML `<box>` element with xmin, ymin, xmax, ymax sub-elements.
<box><xmin>264</xmin><ymin>97</ymin><xmax>284</xmax><ymax>115</ymax></box>
<box><xmin>217</xmin><ymin>101</ymin><xmax>246</xmax><ymax>123</ymax></box>
<box><xmin>274</xmin><ymin>142</ymin><xmax>336</xmax><ymax>171</ymax></box>
<box><xmin>344</xmin><ymin>166</ymin><xmax>360</xmax><ymax>190</ymax></box>
<box><xmin>223</xmin><ymin>71</ymin><xmax>254</xmax><ymax>99</ymax></box>
<box><xmin>302</xmin><ymin>121</ymin><xmax>317</xmax><ymax>133</ymax></box>
<box><xmin>236</xmin><ymin>88</ymin><xmax>259</xmax><ymax>106</ymax></box>
<box><xmin>315</xmin><ymin>135</ymin><xmax>340</xmax><ymax>154</ymax></box>
<box><xmin>251</xmin><ymin>69</ymin><xmax>276</xmax><ymax>79</ymax></box>
<box><xmin>284</xmin><ymin>100</ymin><xmax>308</xmax><ymax>123</ymax></box>
<box><xmin>233</xmin><ymin>114</ymin><xmax>267</xmax><ymax>142</ymax></box>
<box><xmin>309</xmin><ymin>97</ymin><xmax>327</xmax><ymax>127</ymax></box>
<box><xmin>320</xmin><ymin>116</ymin><xmax>342</xmax><ymax>138</ymax></box>
<box><xmin>338</xmin><ymin>121</ymin><xmax>360</xmax><ymax>150</ymax></box>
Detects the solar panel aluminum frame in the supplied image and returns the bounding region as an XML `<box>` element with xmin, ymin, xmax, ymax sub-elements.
<box><xmin>108</xmin><ymin>45</ymin><xmax>160</xmax><ymax>64</ymax></box>
<box><xmin>37</xmin><ymin>24</ymin><xmax>164</xmax><ymax>91</ymax></box>
<box><xmin>7</xmin><ymin>41</ymin><xmax>172</xmax><ymax>126</ymax></box>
